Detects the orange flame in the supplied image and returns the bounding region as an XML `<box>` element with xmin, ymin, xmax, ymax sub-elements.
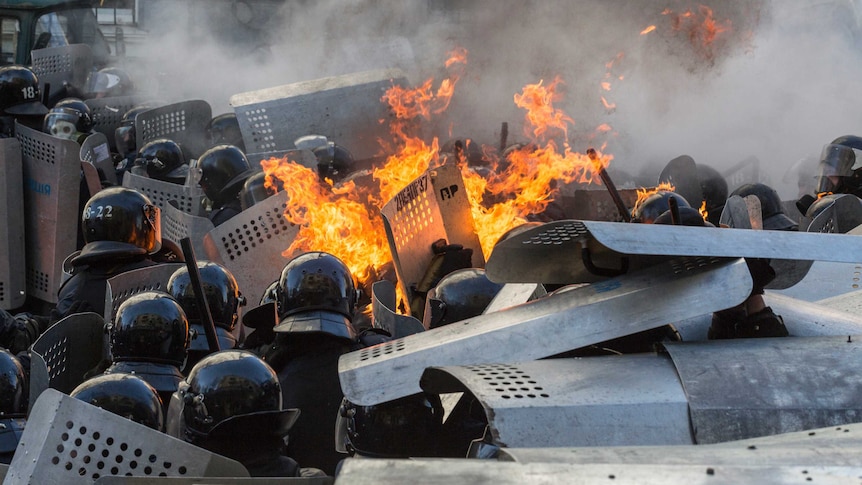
<box><xmin>641</xmin><ymin>25</ymin><xmax>656</xmax><ymax>35</ymax></box>
<box><xmin>632</xmin><ymin>181</ymin><xmax>677</xmax><ymax>214</ymax></box>
<box><xmin>659</xmin><ymin>4</ymin><xmax>732</xmax><ymax>61</ymax></box>
<box><xmin>699</xmin><ymin>199</ymin><xmax>708</xmax><ymax>221</ymax></box>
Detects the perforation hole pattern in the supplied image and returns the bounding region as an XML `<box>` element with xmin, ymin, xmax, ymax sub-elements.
<box><xmin>17</xmin><ymin>132</ymin><xmax>57</xmax><ymax>165</ymax></box>
<box><xmin>32</xmin><ymin>53</ymin><xmax>72</xmax><ymax>77</ymax></box>
<box><xmin>390</xmin><ymin>191</ymin><xmax>433</xmax><ymax>251</ymax></box>
<box><xmin>140</xmin><ymin>110</ymin><xmax>188</xmax><ymax>142</ymax></box>
<box><xmin>0</xmin><ymin>281</ymin><xmax>5</xmax><ymax>304</ymax></box>
<box><xmin>241</xmin><ymin>108</ymin><xmax>275</xmax><ymax>152</ymax></box>
<box><xmin>466</xmin><ymin>363</ymin><xmax>550</xmax><ymax>400</ymax></box>
<box><xmin>219</xmin><ymin>203</ymin><xmax>292</xmax><ymax>260</ymax></box>
<box><xmin>90</xmin><ymin>103</ymin><xmax>136</xmax><ymax>131</ymax></box>
<box><xmin>135</xmin><ymin>185</ymin><xmax>198</xmax><ymax>215</ymax></box>
<box><xmin>358</xmin><ymin>340</ymin><xmax>407</xmax><ymax>361</ymax></box>
<box><xmin>26</xmin><ymin>267</ymin><xmax>50</xmax><ymax>294</ymax></box>
<box><xmin>51</xmin><ymin>419</ymin><xmax>190</xmax><ymax>480</ymax></box>
<box><xmin>669</xmin><ymin>256</ymin><xmax>723</xmax><ymax>275</ymax></box>
<box><xmin>43</xmin><ymin>336</ymin><xmax>69</xmax><ymax>380</ymax></box>
<box><xmin>519</xmin><ymin>221</ymin><xmax>588</xmax><ymax>246</ymax></box>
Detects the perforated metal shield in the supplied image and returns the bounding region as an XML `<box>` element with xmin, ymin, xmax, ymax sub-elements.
<box><xmin>770</xmin><ymin>261</ymin><xmax>861</xmax><ymax>302</ymax></box>
<box><xmin>483</xmin><ymin>284</ymin><xmax>546</xmax><ymax>314</ymax></box>
<box><xmin>246</xmin><ymin>148</ymin><xmax>318</xmax><ymax>171</ymax></box>
<box><xmin>135</xmin><ymin>100</ymin><xmax>212</xmax><ymax>159</ymax></box>
<box><xmin>81</xmin><ymin>132</ymin><xmax>117</xmax><ymax>185</ymax></box>
<box><xmin>0</xmin><ymin>137</ymin><xmax>26</xmax><ymax>309</ymax></box>
<box><xmin>371</xmin><ymin>280</ymin><xmax>424</xmax><ymax>338</ymax></box>
<box><xmin>160</xmin><ymin>202</ymin><xmax>214</xmax><ymax>259</ymax></box>
<box><xmin>381</xmin><ymin>164</ymin><xmax>483</xmax><ymax>301</ymax></box>
<box><xmin>121</xmin><ymin>172</ymin><xmax>207</xmax><ymax>216</ymax></box>
<box><xmin>104</xmin><ymin>264</ymin><xmax>185</xmax><ymax>323</ymax></box>
<box><xmin>16</xmin><ymin>122</ymin><xmax>82</xmax><ymax>303</ymax></box>
<box><xmin>816</xmin><ymin>289</ymin><xmax>862</xmax><ymax>315</ymax></box>
<box><xmin>30</xmin><ymin>44</ymin><xmax>93</xmax><ymax>97</ymax></box>
<box><xmin>29</xmin><ymin>312</ymin><xmax>105</xmax><ymax>411</ymax></box>
<box><xmin>93</xmin><ymin>477</ymin><xmax>332</xmax><ymax>484</ymax></box>
<box><xmin>86</xmin><ymin>96</ymin><xmax>151</xmax><ymax>152</ymax></box>
<box><xmin>339</xmin><ymin>257</ymin><xmax>752</xmax><ymax>405</ymax></box>
<box><xmin>6</xmin><ymin>389</ymin><xmax>249</xmax><ymax>484</ymax></box>
<box><xmin>763</xmin><ymin>292</ymin><xmax>862</xmax><ymax>336</ymax></box>
<box><xmin>665</xmin><ymin>336</ymin><xmax>862</xmax><ymax>444</ymax></box>
<box><xmin>422</xmin><ymin>355</ymin><xmax>692</xmax><ymax>448</ymax></box>
<box><xmin>559</xmin><ymin>187</ymin><xmax>640</xmax><ymax>221</ymax></box>
<box><xmin>230</xmin><ymin>69</ymin><xmax>406</xmax><ymax>161</ymax></box>
<box><xmin>805</xmin><ymin>194</ymin><xmax>862</xmax><ymax>234</ymax></box>
<box><xmin>719</xmin><ymin>195</ymin><xmax>749</xmax><ymax>228</ymax></box>
<box><xmin>201</xmin><ymin>191</ymin><xmax>299</xmax><ymax>306</ymax></box>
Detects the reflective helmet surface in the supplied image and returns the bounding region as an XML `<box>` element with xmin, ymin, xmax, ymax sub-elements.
<box><xmin>697</xmin><ymin>164</ymin><xmax>728</xmax><ymax>222</ymax></box>
<box><xmin>85</xmin><ymin>67</ymin><xmax>134</xmax><ymax>98</ymax></box>
<box><xmin>167</xmin><ymin>262</ymin><xmax>243</xmax><ymax>332</ymax></box>
<box><xmin>139</xmin><ymin>138</ymin><xmax>188</xmax><ymax>183</ymax></box>
<box><xmin>239</xmin><ymin>170</ymin><xmax>281</xmax><ymax>211</ymax></box>
<box><xmin>53</xmin><ymin>97</ymin><xmax>94</xmax><ymax>133</ymax></box>
<box><xmin>631</xmin><ymin>191</ymin><xmax>691</xmax><ymax>224</ymax></box>
<box><xmin>198</xmin><ymin>144</ymin><xmax>253</xmax><ymax>204</ymax></box>
<box><xmin>177</xmin><ymin>350</ymin><xmax>286</xmax><ymax>442</ymax></box>
<box><xmin>276</xmin><ymin>252</ymin><xmax>357</xmax><ymax>320</ymax></box>
<box><xmin>816</xmin><ymin>143</ymin><xmax>856</xmax><ymax>193</ymax></box>
<box><xmin>423</xmin><ymin>268</ymin><xmax>504</xmax><ymax>329</ymax></box>
<box><xmin>81</xmin><ymin>187</ymin><xmax>162</xmax><ymax>253</ymax></box>
<box><xmin>115</xmin><ymin>104</ymin><xmax>153</xmax><ymax>158</ymax></box>
<box><xmin>312</xmin><ymin>142</ymin><xmax>355</xmax><ymax>182</ymax></box>
<box><xmin>341</xmin><ymin>394</ymin><xmax>442</xmax><ymax>457</ymax></box>
<box><xmin>206</xmin><ymin>113</ymin><xmax>245</xmax><ymax>151</ymax></box>
<box><xmin>42</xmin><ymin>107</ymin><xmax>89</xmax><ymax>140</ymax></box>
<box><xmin>730</xmin><ymin>182</ymin><xmax>797</xmax><ymax>230</ymax></box>
<box><xmin>0</xmin><ymin>349</ymin><xmax>27</xmax><ymax>415</ymax></box>
<box><xmin>70</xmin><ymin>373</ymin><xmax>164</xmax><ymax>431</ymax></box>
<box><xmin>110</xmin><ymin>291</ymin><xmax>190</xmax><ymax>367</ymax></box>
<box><xmin>0</xmin><ymin>65</ymin><xmax>47</xmax><ymax>116</ymax></box>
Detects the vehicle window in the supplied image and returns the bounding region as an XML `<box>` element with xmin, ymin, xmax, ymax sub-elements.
<box><xmin>34</xmin><ymin>9</ymin><xmax>111</xmax><ymax>59</ymax></box>
<box><xmin>1</xmin><ymin>18</ymin><xmax>19</xmax><ymax>65</ymax></box>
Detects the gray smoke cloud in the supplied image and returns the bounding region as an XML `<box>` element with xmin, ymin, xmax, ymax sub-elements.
<box><xmin>136</xmin><ymin>0</ymin><xmax>862</xmax><ymax>199</ymax></box>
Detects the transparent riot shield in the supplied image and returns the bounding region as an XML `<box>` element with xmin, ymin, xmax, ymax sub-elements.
<box><xmin>135</xmin><ymin>100</ymin><xmax>212</xmax><ymax>160</ymax></box>
<box><xmin>31</xmin><ymin>44</ymin><xmax>93</xmax><ymax>97</ymax></box>
<box><xmin>104</xmin><ymin>264</ymin><xmax>185</xmax><ymax>323</ymax></box>
<box><xmin>16</xmin><ymin>123</ymin><xmax>81</xmax><ymax>304</ymax></box>
<box><xmin>86</xmin><ymin>95</ymin><xmax>150</xmax><ymax>152</ymax></box>
<box><xmin>665</xmin><ymin>335</ymin><xmax>862</xmax><ymax>444</ymax></box>
<box><xmin>122</xmin><ymin>172</ymin><xmax>207</xmax><ymax>216</ymax></box>
<box><xmin>422</xmin><ymin>355</ymin><xmax>692</xmax><ymax>448</ymax></box>
<box><xmin>202</xmin><ymin>191</ymin><xmax>300</xmax><ymax>306</ymax></box>
<box><xmin>81</xmin><ymin>132</ymin><xmax>117</xmax><ymax>185</ymax></box>
<box><xmin>29</xmin><ymin>312</ymin><xmax>106</xmax><ymax>410</ymax></box>
<box><xmin>161</xmin><ymin>201</ymin><xmax>214</xmax><ymax>259</ymax></box>
<box><xmin>7</xmin><ymin>389</ymin><xmax>249</xmax><ymax>484</ymax></box>
<box><xmin>0</xmin><ymin>137</ymin><xmax>26</xmax><ymax>309</ymax></box>
<box><xmin>230</xmin><ymin>68</ymin><xmax>407</xmax><ymax>161</ymax></box>
<box><xmin>381</xmin><ymin>164</ymin><xmax>484</xmax><ymax>303</ymax></box>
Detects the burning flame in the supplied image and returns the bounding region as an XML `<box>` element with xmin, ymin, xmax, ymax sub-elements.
<box><xmin>641</xmin><ymin>25</ymin><xmax>656</xmax><ymax>35</ymax></box>
<box><xmin>632</xmin><ymin>181</ymin><xmax>677</xmax><ymax>215</ymax></box>
<box><xmin>699</xmin><ymin>199</ymin><xmax>709</xmax><ymax>221</ymax></box>
<box><xmin>642</xmin><ymin>4</ymin><xmax>733</xmax><ymax>62</ymax></box>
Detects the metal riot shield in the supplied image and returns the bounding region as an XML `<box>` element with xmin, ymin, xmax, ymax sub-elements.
<box><xmin>338</xmin><ymin>257</ymin><xmax>752</xmax><ymax>406</ymax></box>
<box><xmin>763</xmin><ymin>292</ymin><xmax>862</xmax><ymax>336</ymax></box>
<box><xmin>80</xmin><ymin>132</ymin><xmax>117</xmax><ymax>185</ymax></box>
<box><xmin>723</xmin><ymin>155</ymin><xmax>761</xmax><ymax>190</ymax></box>
<box><xmin>230</xmin><ymin>68</ymin><xmax>407</xmax><ymax>161</ymax></box>
<box><xmin>371</xmin><ymin>280</ymin><xmax>424</xmax><ymax>338</ymax></box>
<box><xmin>665</xmin><ymin>335</ymin><xmax>862</xmax><ymax>444</ymax></box>
<box><xmin>30</xmin><ymin>44</ymin><xmax>93</xmax><ymax>97</ymax></box>
<box><xmin>558</xmin><ymin>187</ymin><xmax>640</xmax><ymax>222</ymax></box>
<box><xmin>718</xmin><ymin>195</ymin><xmax>750</xmax><ymax>228</ymax></box>
<box><xmin>135</xmin><ymin>100</ymin><xmax>212</xmax><ymax>160</ymax></box>
<box><xmin>16</xmin><ymin>122</ymin><xmax>81</xmax><ymax>304</ymax></box>
<box><xmin>94</xmin><ymin>478</ymin><xmax>332</xmax><ymax>484</ymax></box>
<box><xmin>104</xmin><ymin>263</ymin><xmax>185</xmax><ymax>323</ymax></box>
<box><xmin>246</xmin><ymin>148</ymin><xmax>318</xmax><ymax>171</ymax></box>
<box><xmin>803</xmin><ymin>193</ymin><xmax>862</xmax><ymax>234</ymax></box>
<box><xmin>0</xmin><ymin>137</ymin><xmax>26</xmax><ymax>309</ymax></box>
<box><xmin>422</xmin><ymin>355</ymin><xmax>692</xmax><ymax>448</ymax></box>
<box><xmin>161</xmin><ymin>201</ymin><xmax>214</xmax><ymax>259</ymax></box>
<box><xmin>817</xmin><ymin>289</ymin><xmax>862</xmax><ymax>315</ymax></box>
<box><xmin>483</xmin><ymin>284</ymin><xmax>547</xmax><ymax>314</ymax></box>
<box><xmin>6</xmin><ymin>389</ymin><xmax>249</xmax><ymax>484</ymax></box>
<box><xmin>81</xmin><ymin>161</ymin><xmax>102</xmax><ymax>198</ymax></box>
<box><xmin>86</xmin><ymin>95</ymin><xmax>151</xmax><ymax>152</ymax></box>
<box><xmin>202</xmin><ymin>191</ymin><xmax>300</xmax><ymax>306</ymax></box>
<box><xmin>29</xmin><ymin>312</ymin><xmax>105</xmax><ymax>410</ymax></box>
<box><xmin>381</xmin><ymin>164</ymin><xmax>484</xmax><ymax>303</ymax></box>
<box><xmin>122</xmin><ymin>171</ymin><xmax>207</xmax><ymax>216</ymax></box>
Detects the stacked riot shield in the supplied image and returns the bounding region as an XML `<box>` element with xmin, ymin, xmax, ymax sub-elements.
<box><xmin>30</xmin><ymin>44</ymin><xmax>93</xmax><ymax>99</ymax></box>
<box><xmin>160</xmin><ymin>202</ymin><xmax>214</xmax><ymax>259</ymax></box>
<box><xmin>135</xmin><ymin>100</ymin><xmax>211</xmax><ymax>160</ymax></box>
<box><xmin>122</xmin><ymin>172</ymin><xmax>207</xmax><ymax>216</ymax></box>
<box><xmin>0</xmin><ymin>138</ymin><xmax>26</xmax><ymax>310</ymax></box>
<box><xmin>80</xmin><ymin>132</ymin><xmax>117</xmax><ymax>186</ymax></box>
<box><xmin>16</xmin><ymin>123</ymin><xmax>81</xmax><ymax>304</ymax></box>
<box><xmin>104</xmin><ymin>264</ymin><xmax>185</xmax><ymax>323</ymax></box>
<box><xmin>86</xmin><ymin>95</ymin><xmax>150</xmax><ymax>152</ymax></box>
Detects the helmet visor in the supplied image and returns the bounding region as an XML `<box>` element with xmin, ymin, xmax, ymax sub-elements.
<box><xmin>816</xmin><ymin>144</ymin><xmax>856</xmax><ymax>193</ymax></box>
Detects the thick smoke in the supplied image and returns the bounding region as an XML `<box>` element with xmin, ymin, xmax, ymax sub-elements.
<box><xmin>137</xmin><ymin>0</ymin><xmax>862</xmax><ymax>199</ymax></box>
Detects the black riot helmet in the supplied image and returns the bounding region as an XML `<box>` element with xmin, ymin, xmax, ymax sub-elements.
<box><xmin>274</xmin><ymin>251</ymin><xmax>358</xmax><ymax>340</ymax></box>
<box><xmin>0</xmin><ymin>349</ymin><xmax>27</xmax><ymax>415</ymax></box>
<box><xmin>167</xmin><ymin>262</ymin><xmax>244</xmax><ymax>332</ymax></box>
<box><xmin>81</xmin><ymin>187</ymin><xmax>162</xmax><ymax>254</ymax></box>
<box><xmin>42</xmin><ymin>107</ymin><xmax>90</xmax><ymax>141</ymax></box>
<box><xmin>340</xmin><ymin>394</ymin><xmax>443</xmax><ymax>458</ymax></box>
<box><xmin>206</xmin><ymin>113</ymin><xmax>245</xmax><ymax>151</ymax></box>
<box><xmin>697</xmin><ymin>164</ymin><xmax>728</xmax><ymax>226</ymax></box>
<box><xmin>139</xmin><ymin>138</ymin><xmax>188</xmax><ymax>184</ymax></box>
<box><xmin>198</xmin><ymin>144</ymin><xmax>255</xmax><ymax>207</ymax></box>
<box><xmin>422</xmin><ymin>268</ymin><xmax>504</xmax><ymax>329</ymax></box>
<box><xmin>815</xmin><ymin>143</ymin><xmax>856</xmax><ymax>194</ymax></box>
<box><xmin>631</xmin><ymin>190</ymin><xmax>691</xmax><ymax>224</ymax></box>
<box><xmin>175</xmin><ymin>350</ymin><xmax>299</xmax><ymax>444</ymax></box>
<box><xmin>730</xmin><ymin>183</ymin><xmax>797</xmax><ymax>231</ymax></box>
<box><xmin>0</xmin><ymin>65</ymin><xmax>48</xmax><ymax>116</ymax></box>
<box><xmin>53</xmin><ymin>97</ymin><xmax>94</xmax><ymax>133</ymax></box>
<box><xmin>115</xmin><ymin>104</ymin><xmax>153</xmax><ymax>158</ymax></box>
<box><xmin>70</xmin><ymin>373</ymin><xmax>165</xmax><ymax>431</ymax></box>
<box><xmin>312</xmin><ymin>142</ymin><xmax>355</xmax><ymax>183</ymax></box>
<box><xmin>85</xmin><ymin>66</ymin><xmax>135</xmax><ymax>98</ymax></box>
<box><xmin>110</xmin><ymin>291</ymin><xmax>190</xmax><ymax>367</ymax></box>
<box><xmin>240</xmin><ymin>170</ymin><xmax>282</xmax><ymax>211</ymax></box>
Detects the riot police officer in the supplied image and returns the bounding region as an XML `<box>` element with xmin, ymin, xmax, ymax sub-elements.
<box><xmin>70</xmin><ymin>372</ymin><xmax>164</xmax><ymax>431</ymax></box>
<box><xmin>138</xmin><ymin>138</ymin><xmax>189</xmax><ymax>185</ymax></box>
<box><xmin>0</xmin><ymin>65</ymin><xmax>48</xmax><ymax>138</ymax></box>
<box><xmin>170</xmin><ymin>350</ymin><xmax>325</xmax><ymax>477</ymax></box>
<box><xmin>197</xmin><ymin>144</ymin><xmax>256</xmax><ymax>226</ymax></box>
<box><xmin>0</xmin><ymin>349</ymin><xmax>27</xmax><ymax>464</ymax></box>
<box><xmin>206</xmin><ymin>113</ymin><xmax>245</xmax><ymax>152</ymax></box>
